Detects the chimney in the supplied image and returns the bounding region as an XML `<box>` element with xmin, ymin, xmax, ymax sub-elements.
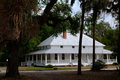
<box><xmin>63</xmin><ymin>31</ymin><xmax>67</xmax><ymax>39</ymax></box>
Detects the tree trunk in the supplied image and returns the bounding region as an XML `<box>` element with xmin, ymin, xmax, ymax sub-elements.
<box><xmin>117</xmin><ymin>0</ymin><xmax>120</xmax><ymax>64</ymax></box>
<box><xmin>92</xmin><ymin>8</ymin><xmax>97</xmax><ymax>70</ymax></box>
<box><xmin>5</xmin><ymin>40</ymin><xmax>20</xmax><ymax>77</ymax></box>
<box><xmin>78</xmin><ymin>0</ymin><xmax>85</xmax><ymax>75</ymax></box>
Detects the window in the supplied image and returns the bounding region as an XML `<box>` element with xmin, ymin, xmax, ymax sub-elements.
<box><xmin>60</xmin><ymin>46</ymin><xmax>63</xmax><ymax>48</ymax></box>
<box><xmin>38</xmin><ymin>55</ymin><xmax>41</xmax><ymax>60</ymax></box>
<box><xmin>103</xmin><ymin>54</ymin><xmax>107</xmax><ymax>59</ymax></box>
<box><xmin>26</xmin><ymin>56</ymin><xmax>29</xmax><ymax>61</ymax></box>
<box><xmin>62</xmin><ymin>54</ymin><xmax>65</xmax><ymax>60</ymax></box>
<box><xmin>40</xmin><ymin>46</ymin><xmax>43</xmax><ymax>50</ymax></box>
<box><xmin>72</xmin><ymin>46</ymin><xmax>75</xmax><ymax>48</ymax></box>
<box><xmin>83</xmin><ymin>46</ymin><xmax>85</xmax><ymax>48</ymax></box>
<box><xmin>72</xmin><ymin>54</ymin><xmax>74</xmax><ymax>60</ymax></box>
<box><xmin>47</xmin><ymin>54</ymin><xmax>50</xmax><ymax>60</ymax></box>
<box><xmin>30</xmin><ymin>55</ymin><xmax>32</xmax><ymax>61</ymax></box>
<box><xmin>33</xmin><ymin>55</ymin><xmax>36</xmax><ymax>61</ymax></box>
<box><xmin>55</xmin><ymin>54</ymin><xmax>58</xmax><ymax>60</ymax></box>
<box><xmin>46</xmin><ymin>46</ymin><xmax>48</xmax><ymax>49</ymax></box>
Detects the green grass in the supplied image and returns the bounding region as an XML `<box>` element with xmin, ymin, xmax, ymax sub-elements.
<box><xmin>58</xmin><ymin>67</ymin><xmax>76</xmax><ymax>70</ymax></box>
<box><xmin>19</xmin><ymin>66</ymin><xmax>91</xmax><ymax>71</ymax></box>
<box><xmin>19</xmin><ymin>67</ymin><xmax>54</xmax><ymax>71</ymax></box>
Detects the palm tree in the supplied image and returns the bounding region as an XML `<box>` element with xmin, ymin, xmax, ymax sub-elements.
<box><xmin>84</xmin><ymin>0</ymin><xmax>110</xmax><ymax>70</ymax></box>
<box><xmin>0</xmin><ymin>0</ymin><xmax>57</xmax><ymax>77</ymax></box>
<box><xmin>5</xmin><ymin>0</ymin><xmax>38</xmax><ymax>77</ymax></box>
<box><xmin>70</xmin><ymin>0</ymin><xmax>85</xmax><ymax>74</ymax></box>
<box><xmin>77</xmin><ymin>0</ymin><xmax>85</xmax><ymax>75</ymax></box>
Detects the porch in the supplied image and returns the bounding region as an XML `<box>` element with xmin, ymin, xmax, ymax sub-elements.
<box><xmin>21</xmin><ymin>54</ymin><xmax>117</xmax><ymax>66</ymax></box>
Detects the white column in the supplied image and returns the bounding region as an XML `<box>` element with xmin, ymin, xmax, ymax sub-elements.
<box><xmin>70</xmin><ymin>54</ymin><xmax>71</xmax><ymax>63</ymax></box>
<box><xmin>58</xmin><ymin>54</ymin><xmax>60</xmax><ymax>64</ymax></box>
<box><xmin>41</xmin><ymin>54</ymin><xmax>42</xmax><ymax>63</ymax></box>
<box><xmin>96</xmin><ymin>54</ymin><xmax>98</xmax><ymax>60</ymax></box>
<box><xmin>107</xmin><ymin>54</ymin><xmax>109</xmax><ymax>63</ymax></box>
<box><xmin>45</xmin><ymin>54</ymin><xmax>47</xmax><ymax>65</ymax></box>
<box><xmin>116</xmin><ymin>56</ymin><xmax>117</xmax><ymax>62</ymax></box>
<box><xmin>87</xmin><ymin>54</ymin><xmax>89</xmax><ymax>63</ymax></box>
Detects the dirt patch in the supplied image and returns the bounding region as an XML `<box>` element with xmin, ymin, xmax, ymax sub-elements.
<box><xmin>0</xmin><ymin>70</ymin><xmax>120</xmax><ymax>80</ymax></box>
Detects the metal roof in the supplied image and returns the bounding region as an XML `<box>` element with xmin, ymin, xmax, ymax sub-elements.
<box><xmin>38</xmin><ymin>33</ymin><xmax>105</xmax><ymax>47</ymax></box>
<box><xmin>29</xmin><ymin>48</ymin><xmax>112</xmax><ymax>55</ymax></box>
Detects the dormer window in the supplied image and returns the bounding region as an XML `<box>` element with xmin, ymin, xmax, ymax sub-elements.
<box><xmin>72</xmin><ymin>46</ymin><xmax>75</xmax><ymax>48</ymax></box>
<box><xmin>60</xmin><ymin>46</ymin><xmax>63</xmax><ymax>48</ymax></box>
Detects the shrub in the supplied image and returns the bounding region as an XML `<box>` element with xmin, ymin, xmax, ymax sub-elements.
<box><xmin>116</xmin><ymin>66</ymin><xmax>120</xmax><ymax>74</ymax></box>
<box><xmin>53</xmin><ymin>67</ymin><xmax>58</xmax><ymax>70</ymax></box>
<box><xmin>91</xmin><ymin>60</ymin><xmax>106</xmax><ymax>71</ymax></box>
<box><xmin>113</xmin><ymin>62</ymin><xmax>118</xmax><ymax>65</ymax></box>
<box><xmin>45</xmin><ymin>64</ymin><xmax>53</xmax><ymax>68</ymax></box>
<box><xmin>0</xmin><ymin>62</ymin><xmax>7</xmax><ymax>66</ymax></box>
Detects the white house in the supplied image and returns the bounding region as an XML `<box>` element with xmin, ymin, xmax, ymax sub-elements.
<box><xmin>22</xmin><ymin>32</ymin><xmax>117</xmax><ymax>66</ymax></box>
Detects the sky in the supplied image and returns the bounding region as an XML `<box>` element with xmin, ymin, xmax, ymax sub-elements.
<box><xmin>71</xmin><ymin>0</ymin><xmax>116</xmax><ymax>29</ymax></box>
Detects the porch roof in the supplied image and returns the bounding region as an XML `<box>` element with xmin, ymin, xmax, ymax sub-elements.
<box><xmin>28</xmin><ymin>49</ymin><xmax>112</xmax><ymax>55</ymax></box>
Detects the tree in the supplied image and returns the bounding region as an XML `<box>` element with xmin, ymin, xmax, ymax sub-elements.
<box><xmin>0</xmin><ymin>0</ymin><xmax>81</xmax><ymax>77</ymax></box>
<box><xmin>0</xmin><ymin>0</ymin><xmax>57</xmax><ymax>77</ymax></box>
<box><xmin>84</xmin><ymin>0</ymin><xmax>110</xmax><ymax>70</ymax></box>
<box><xmin>77</xmin><ymin>0</ymin><xmax>85</xmax><ymax>75</ymax></box>
<box><xmin>109</xmin><ymin>0</ymin><xmax>120</xmax><ymax>64</ymax></box>
<box><xmin>101</xmin><ymin>29</ymin><xmax>118</xmax><ymax>52</ymax></box>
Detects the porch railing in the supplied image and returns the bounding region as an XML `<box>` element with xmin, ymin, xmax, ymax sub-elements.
<box><xmin>21</xmin><ymin>59</ymin><xmax>117</xmax><ymax>66</ymax></box>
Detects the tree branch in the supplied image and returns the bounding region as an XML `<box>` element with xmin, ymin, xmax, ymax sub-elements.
<box><xmin>38</xmin><ymin>0</ymin><xmax>57</xmax><ymax>26</ymax></box>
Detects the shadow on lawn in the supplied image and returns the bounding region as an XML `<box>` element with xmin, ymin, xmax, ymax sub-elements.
<box><xmin>0</xmin><ymin>70</ymin><xmax>120</xmax><ymax>80</ymax></box>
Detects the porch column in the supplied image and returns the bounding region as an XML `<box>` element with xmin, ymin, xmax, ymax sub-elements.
<box><xmin>70</xmin><ymin>54</ymin><xmax>71</xmax><ymax>63</ymax></box>
<box><xmin>58</xmin><ymin>54</ymin><xmax>59</xmax><ymax>63</ymax></box>
<box><xmin>116</xmin><ymin>56</ymin><xmax>117</xmax><ymax>62</ymax></box>
<box><xmin>87</xmin><ymin>54</ymin><xmax>89</xmax><ymax>63</ymax></box>
<box><xmin>107</xmin><ymin>54</ymin><xmax>109</xmax><ymax>63</ymax></box>
<box><xmin>96</xmin><ymin>54</ymin><xmax>99</xmax><ymax>60</ymax></box>
<box><xmin>45</xmin><ymin>54</ymin><xmax>47</xmax><ymax>65</ymax></box>
<box><xmin>41</xmin><ymin>54</ymin><xmax>42</xmax><ymax>63</ymax></box>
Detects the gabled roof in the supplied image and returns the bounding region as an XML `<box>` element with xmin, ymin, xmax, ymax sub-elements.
<box><xmin>38</xmin><ymin>33</ymin><xmax>105</xmax><ymax>47</ymax></box>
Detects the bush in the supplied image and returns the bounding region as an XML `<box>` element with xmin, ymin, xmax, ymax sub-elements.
<box><xmin>91</xmin><ymin>60</ymin><xmax>106</xmax><ymax>71</ymax></box>
<box><xmin>53</xmin><ymin>67</ymin><xmax>58</xmax><ymax>70</ymax></box>
<box><xmin>113</xmin><ymin>62</ymin><xmax>118</xmax><ymax>65</ymax></box>
<box><xmin>116</xmin><ymin>66</ymin><xmax>120</xmax><ymax>74</ymax></box>
<box><xmin>45</xmin><ymin>64</ymin><xmax>53</xmax><ymax>68</ymax></box>
<box><xmin>0</xmin><ymin>62</ymin><xmax>7</xmax><ymax>66</ymax></box>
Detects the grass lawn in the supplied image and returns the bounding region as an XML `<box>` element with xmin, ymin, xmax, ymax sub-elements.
<box><xmin>0</xmin><ymin>65</ymin><xmax>119</xmax><ymax>71</ymax></box>
<box><xmin>0</xmin><ymin>65</ymin><xmax>120</xmax><ymax>80</ymax></box>
<box><xmin>18</xmin><ymin>66</ymin><xmax>92</xmax><ymax>71</ymax></box>
<box><xmin>18</xmin><ymin>65</ymin><xmax>119</xmax><ymax>71</ymax></box>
